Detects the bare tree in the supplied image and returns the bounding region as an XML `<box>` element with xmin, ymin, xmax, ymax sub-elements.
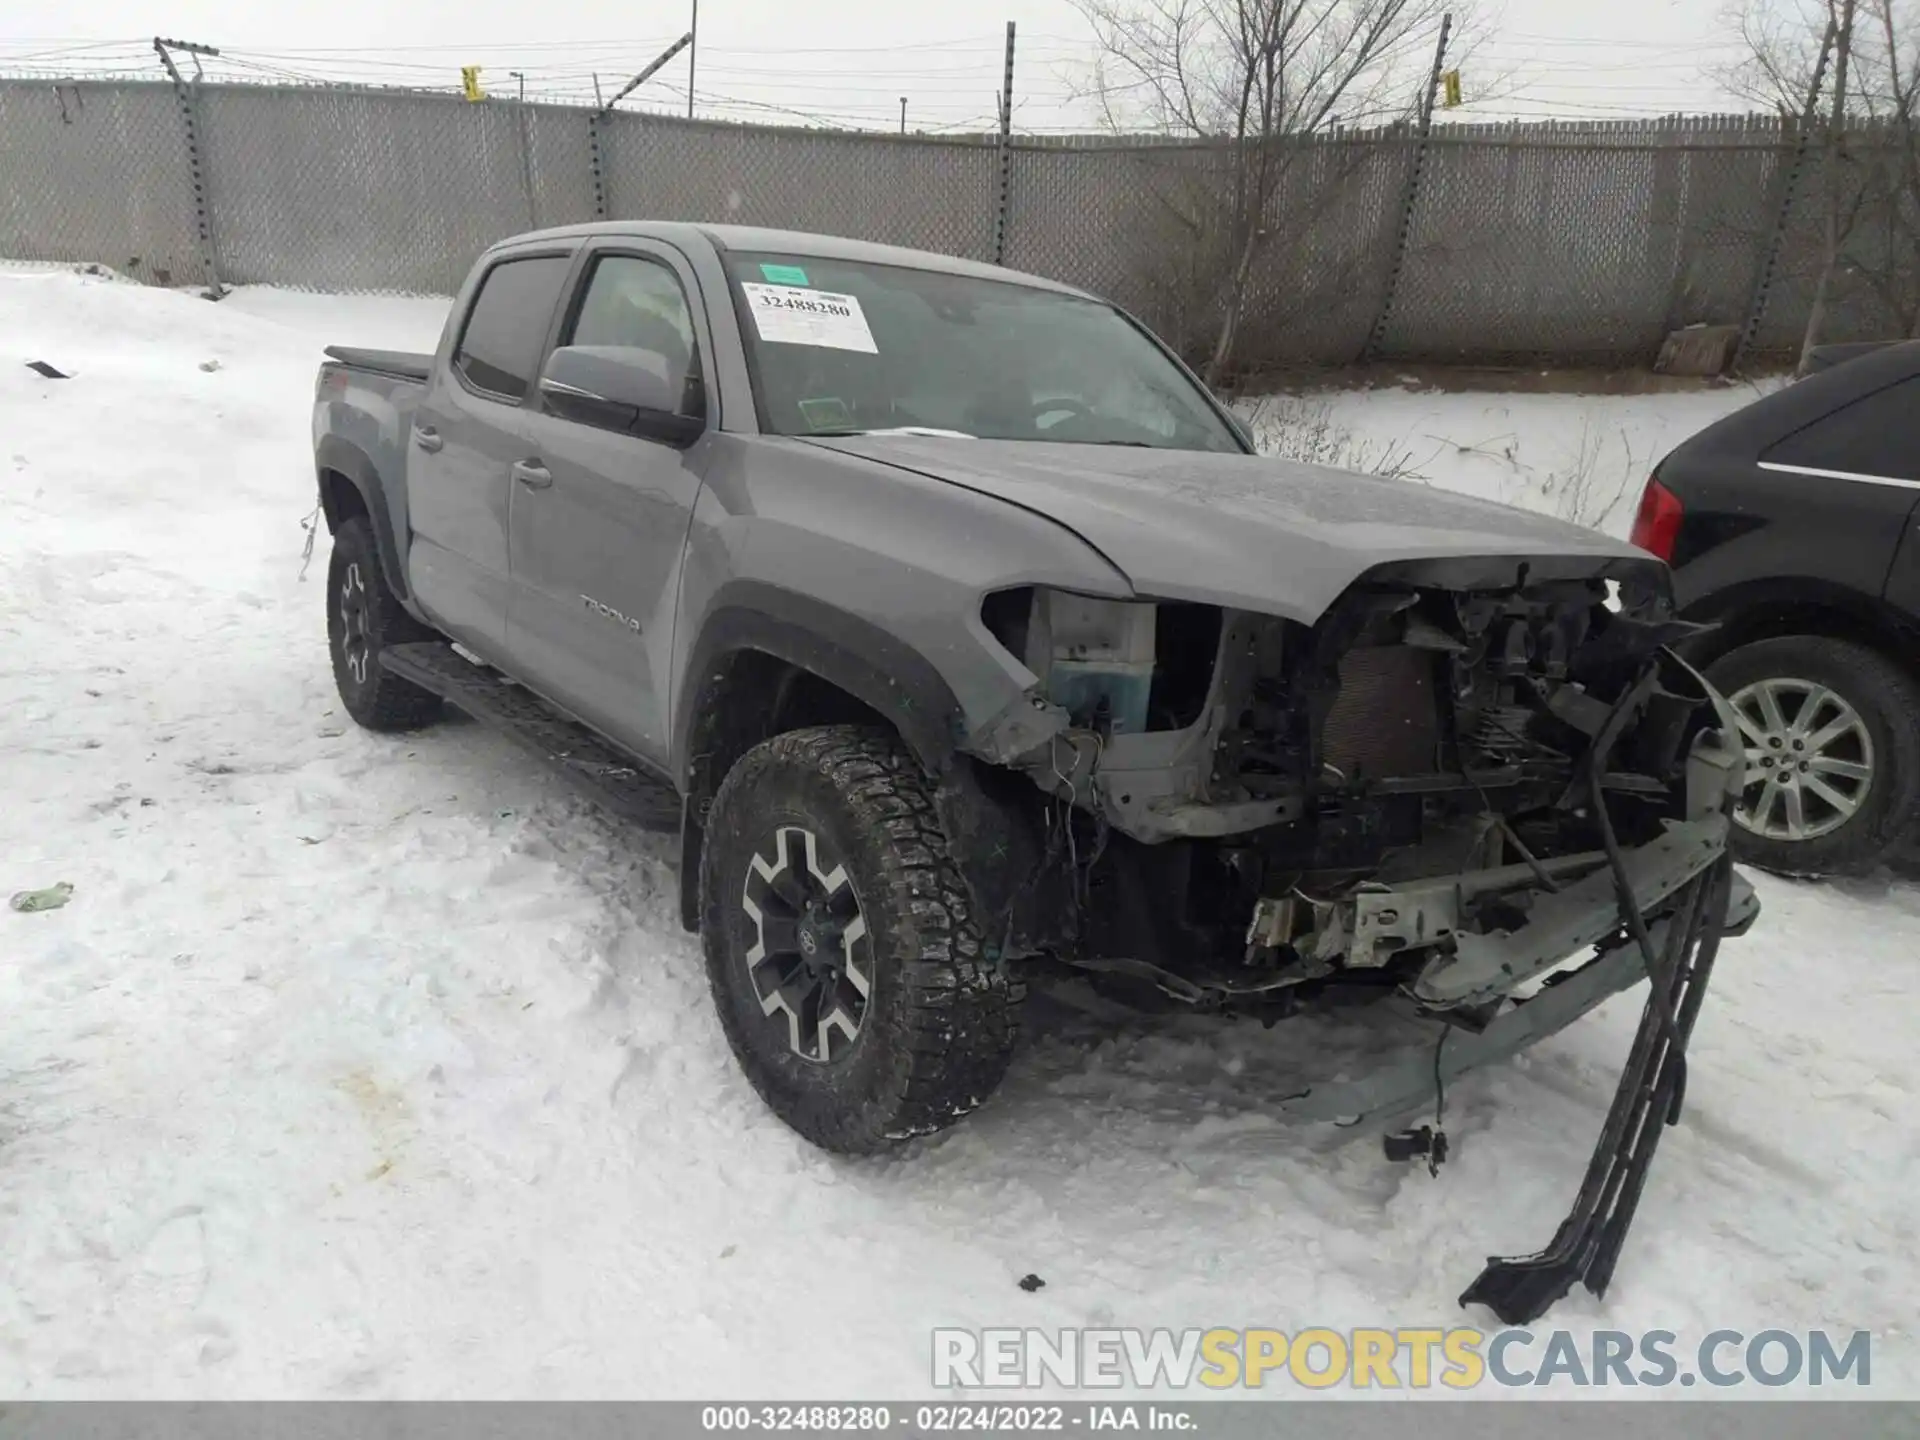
<box><xmin>1075</xmin><ymin>0</ymin><xmax>1461</xmax><ymax>382</ymax></box>
<box><xmin>1723</xmin><ymin>0</ymin><xmax>1920</xmax><ymax>356</ymax></box>
<box><xmin>1726</xmin><ymin>0</ymin><xmax>1842</xmax><ymax>112</ymax></box>
<box><xmin>1857</xmin><ymin>0</ymin><xmax>1920</xmax><ymax>335</ymax></box>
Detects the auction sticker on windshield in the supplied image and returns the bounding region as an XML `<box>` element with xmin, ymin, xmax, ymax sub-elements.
<box><xmin>740</xmin><ymin>282</ymin><xmax>878</xmax><ymax>353</ymax></box>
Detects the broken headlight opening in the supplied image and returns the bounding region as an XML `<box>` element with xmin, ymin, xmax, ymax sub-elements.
<box><xmin>968</xmin><ymin>565</ymin><xmax>1755</xmax><ymax>1324</ymax></box>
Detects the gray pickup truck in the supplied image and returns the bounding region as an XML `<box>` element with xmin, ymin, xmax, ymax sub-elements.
<box><xmin>314</xmin><ymin>222</ymin><xmax>1759</xmax><ymax>1322</ymax></box>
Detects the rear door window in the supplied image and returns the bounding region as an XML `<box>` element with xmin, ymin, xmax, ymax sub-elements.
<box><xmin>1764</xmin><ymin>376</ymin><xmax>1920</xmax><ymax>482</ymax></box>
<box><xmin>453</xmin><ymin>254</ymin><xmax>572</xmax><ymax>401</ymax></box>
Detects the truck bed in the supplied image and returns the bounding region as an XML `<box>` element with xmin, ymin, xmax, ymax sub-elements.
<box><xmin>323</xmin><ymin>345</ymin><xmax>433</xmax><ymax>382</ymax></box>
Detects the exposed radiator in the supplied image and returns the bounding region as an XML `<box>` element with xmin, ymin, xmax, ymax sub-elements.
<box><xmin>1320</xmin><ymin>646</ymin><xmax>1441</xmax><ymax>779</ymax></box>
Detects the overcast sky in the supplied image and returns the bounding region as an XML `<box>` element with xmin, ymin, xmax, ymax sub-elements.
<box><xmin>0</xmin><ymin>0</ymin><xmax>1755</xmax><ymax>132</ymax></box>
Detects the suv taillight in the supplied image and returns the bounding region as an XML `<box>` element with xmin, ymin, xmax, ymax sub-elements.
<box><xmin>1629</xmin><ymin>476</ymin><xmax>1684</xmax><ymax>562</ymax></box>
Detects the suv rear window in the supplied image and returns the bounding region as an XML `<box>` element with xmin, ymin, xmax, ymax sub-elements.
<box><xmin>454</xmin><ymin>254</ymin><xmax>571</xmax><ymax>401</ymax></box>
<box><xmin>1765</xmin><ymin>375</ymin><xmax>1920</xmax><ymax>482</ymax></box>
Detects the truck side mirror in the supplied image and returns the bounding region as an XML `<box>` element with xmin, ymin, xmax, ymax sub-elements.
<box><xmin>539</xmin><ymin>345</ymin><xmax>706</xmax><ymax>448</ymax></box>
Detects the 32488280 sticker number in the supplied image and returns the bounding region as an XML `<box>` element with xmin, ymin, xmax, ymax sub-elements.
<box><xmin>739</xmin><ymin>282</ymin><xmax>879</xmax><ymax>353</ymax></box>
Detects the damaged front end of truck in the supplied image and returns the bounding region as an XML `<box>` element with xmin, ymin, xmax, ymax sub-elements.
<box><xmin>948</xmin><ymin>552</ymin><xmax>1757</xmax><ymax>1325</ymax></box>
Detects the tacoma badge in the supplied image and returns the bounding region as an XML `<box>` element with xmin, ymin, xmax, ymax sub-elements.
<box><xmin>581</xmin><ymin>594</ymin><xmax>642</xmax><ymax>634</ymax></box>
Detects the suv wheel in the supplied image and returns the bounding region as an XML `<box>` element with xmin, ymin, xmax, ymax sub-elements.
<box><xmin>327</xmin><ymin>515</ymin><xmax>441</xmax><ymax>732</ymax></box>
<box><xmin>699</xmin><ymin>726</ymin><xmax>1024</xmax><ymax>1153</ymax></box>
<box><xmin>1707</xmin><ymin>635</ymin><xmax>1920</xmax><ymax>876</ymax></box>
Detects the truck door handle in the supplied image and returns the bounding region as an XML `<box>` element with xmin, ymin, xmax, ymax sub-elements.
<box><xmin>413</xmin><ymin>425</ymin><xmax>443</xmax><ymax>453</ymax></box>
<box><xmin>511</xmin><ymin>460</ymin><xmax>553</xmax><ymax>490</ymax></box>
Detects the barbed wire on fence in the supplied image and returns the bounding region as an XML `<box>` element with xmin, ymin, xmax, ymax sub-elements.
<box><xmin>0</xmin><ymin>73</ymin><xmax>1910</xmax><ymax>367</ymax></box>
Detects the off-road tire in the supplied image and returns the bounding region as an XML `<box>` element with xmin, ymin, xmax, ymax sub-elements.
<box><xmin>700</xmin><ymin>725</ymin><xmax>1024</xmax><ymax>1152</ymax></box>
<box><xmin>326</xmin><ymin>516</ymin><xmax>441</xmax><ymax>732</ymax></box>
<box><xmin>1707</xmin><ymin>635</ymin><xmax>1920</xmax><ymax>876</ymax></box>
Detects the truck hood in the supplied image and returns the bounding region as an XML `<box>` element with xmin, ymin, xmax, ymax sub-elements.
<box><xmin>808</xmin><ymin>436</ymin><xmax>1659</xmax><ymax>621</ymax></box>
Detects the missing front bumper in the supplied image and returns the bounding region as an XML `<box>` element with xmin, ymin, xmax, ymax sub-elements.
<box><xmin>1407</xmin><ymin>812</ymin><xmax>1732</xmax><ymax>1008</ymax></box>
<box><xmin>1269</xmin><ymin>856</ymin><xmax>1752</xmax><ymax>1327</ymax></box>
<box><xmin>1277</xmin><ymin>865</ymin><xmax>1757</xmax><ymax>1125</ymax></box>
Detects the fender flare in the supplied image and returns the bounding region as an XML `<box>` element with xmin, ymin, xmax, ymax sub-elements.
<box><xmin>672</xmin><ymin>582</ymin><xmax>979</xmax><ymax>933</ymax></box>
<box><xmin>670</xmin><ymin>585</ymin><xmax>1082</xmax><ymax>956</ymax></box>
<box><xmin>315</xmin><ymin>434</ymin><xmax>412</xmax><ymax>604</ymax></box>
<box><xmin>672</xmin><ymin>581</ymin><xmax>967</xmax><ymax>789</ymax></box>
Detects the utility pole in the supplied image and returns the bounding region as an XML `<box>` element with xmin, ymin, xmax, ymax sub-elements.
<box><xmin>689</xmin><ymin>0</ymin><xmax>699</xmax><ymax>118</ymax></box>
<box><xmin>153</xmin><ymin>36</ymin><xmax>224</xmax><ymax>297</ymax></box>
<box><xmin>600</xmin><ymin>33</ymin><xmax>694</xmax><ymax>113</ymax></box>
<box><xmin>1420</xmin><ymin>15</ymin><xmax>1451</xmax><ymax>127</ymax></box>
<box><xmin>900</xmin><ymin>96</ymin><xmax>908</xmax><ymax>134</ymax></box>
<box><xmin>589</xmin><ymin>32</ymin><xmax>697</xmax><ymax>218</ymax></box>
<box><xmin>992</xmin><ymin>21</ymin><xmax>1016</xmax><ymax>265</ymax></box>
<box><xmin>1801</xmin><ymin>0</ymin><xmax>1860</xmax><ymax>370</ymax></box>
<box><xmin>1360</xmin><ymin>11</ymin><xmax>1451</xmax><ymax>362</ymax></box>
<box><xmin>509</xmin><ymin>70</ymin><xmax>534</xmax><ymax>229</ymax></box>
<box><xmin>1734</xmin><ymin>12</ymin><xmax>1840</xmax><ymax>371</ymax></box>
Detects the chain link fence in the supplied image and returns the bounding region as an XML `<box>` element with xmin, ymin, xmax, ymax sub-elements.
<box><xmin>1</xmin><ymin>76</ymin><xmax>1910</xmax><ymax>368</ymax></box>
<box><xmin>1381</xmin><ymin>120</ymin><xmax>1791</xmax><ymax>363</ymax></box>
<box><xmin>0</xmin><ymin>80</ymin><xmax>204</xmax><ymax>285</ymax></box>
<box><xmin>601</xmin><ymin>112</ymin><xmax>999</xmax><ymax>263</ymax></box>
<box><xmin>197</xmin><ymin>85</ymin><xmax>547</xmax><ymax>293</ymax></box>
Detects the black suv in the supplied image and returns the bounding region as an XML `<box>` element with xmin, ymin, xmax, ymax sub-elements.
<box><xmin>1637</xmin><ymin>342</ymin><xmax>1920</xmax><ymax>874</ymax></box>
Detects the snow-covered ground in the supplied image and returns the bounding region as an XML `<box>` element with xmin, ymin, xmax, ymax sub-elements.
<box><xmin>2</xmin><ymin>268</ymin><xmax>1915</xmax><ymax>1399</ymax></box>
<box><xmin>1237</xmin><ymin>384</ymin><xmax>1781</xmax><ymax>539</ymax></box>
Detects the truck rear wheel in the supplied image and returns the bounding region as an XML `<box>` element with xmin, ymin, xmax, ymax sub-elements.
<box><xmin>326</xmin><ymin>516</ymin><xmax>441</xmax><ymax>732</ymax></box>
<box><xmin>699</xmin><ymin>726</ymin><xmax>1024</xmax><ymax>1153</ymax></box>
<box><xmin>1707</xmin><ymin>635</ymin><xmax>1920</xmax><ymax>876</ymax></box>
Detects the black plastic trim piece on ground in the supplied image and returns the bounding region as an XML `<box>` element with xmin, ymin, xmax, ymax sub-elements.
<box><xmin>1458</xmin><ymin>856</ymin><xmax>1732</xmax><ymax>1326</ymax></box>
<box><xmin>379</xmin><ymin>642</ymin><xmax>681</xmax><ymax>832</ymax></box>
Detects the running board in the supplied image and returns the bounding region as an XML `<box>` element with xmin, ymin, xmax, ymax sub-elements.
<box><xmin>1459</xmin><ymin>856</ymin><xmax>1732</xmax><ymax>1325</ymax></box>
<box><xmin>379</xmin><ymin>642</ymin><xmax>681</xmax><ymax>833</ymax></box>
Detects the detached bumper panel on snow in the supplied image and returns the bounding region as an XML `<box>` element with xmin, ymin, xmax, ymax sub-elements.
<box><xmin>1409</xmin><ymin>813</ymin><xmax>1731</xmax><ymax>1008</ymax></box>
<box><xmin>1284</xmin><ymin>867</ymin><xmax>1757</xmax><ymax>1125</ymax></box>
<box><xmin>1462</xmin><ymin>858</ymin><xmax>1739</xmax><ymax>1325</ymax></box>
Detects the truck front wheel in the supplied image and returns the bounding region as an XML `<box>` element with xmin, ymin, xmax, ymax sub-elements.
<box><xmin>699</xmin><ymin>726</ymin><xmax>1024</xmax><ymax>1152</ymax></box>
<box><xmin>326</xmin><ymin>515</ymin><xmax>440</xmax><ymax>732</ymax></box>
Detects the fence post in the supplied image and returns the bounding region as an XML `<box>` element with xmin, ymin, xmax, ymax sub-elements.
<box><xmin>588</xmin><ymin>110</ymin><xmax>610</xmax><ymax>219</ymax></box>
<box><xmin>992</xmin><ymin>21</ymin><xmax>1016</xmax><ymax>265</ymax></box>
<box><xmin>1360</xmin><ymin>13</ymin><xmax>1451</xmax><ymax>362</ymax></box>
<box><xmin>153</xmin><ymin>36</ymin><xmax>225</xmax><ymax>297</ymax></box>
<box><xmin>1733</xmin><ymin>16</ymin><xmax>1838</xmax><ymax>370</ymax></box>
<box><xmin>589</xmin><ymin>33</ymin><xmax>694</xmax><ymax>225</ymax></box>
<box><xmin>512</xmin><ymin>78</ymin><xmax>538</xmax><ymax>230</ymax></box>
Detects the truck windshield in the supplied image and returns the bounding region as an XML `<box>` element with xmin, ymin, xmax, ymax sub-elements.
<box><xmin>723</xmin><ymin>252</ymin><xmax>1242</xmax><ymax>453</ymax></box>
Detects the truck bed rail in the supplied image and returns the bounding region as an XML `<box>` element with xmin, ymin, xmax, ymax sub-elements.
<box><xmin>323</xmin><ymin>345</ymin><xmax>432</xmax><ymax>382</ymax></box>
